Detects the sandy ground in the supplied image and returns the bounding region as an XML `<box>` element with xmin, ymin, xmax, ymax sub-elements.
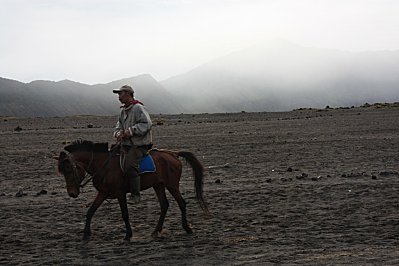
<box><xmin>1</xmin><ymin>107</ymin><xmax>399</xmax><ymax>265</ymax></box>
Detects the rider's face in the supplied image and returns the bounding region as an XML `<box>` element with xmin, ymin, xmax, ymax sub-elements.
<box><xmin>117</xmin><ymin>91</ymin><xmax>130</xmax><ymax>104</ymax></box>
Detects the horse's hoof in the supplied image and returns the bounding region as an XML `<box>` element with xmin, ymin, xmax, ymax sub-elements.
<box><xmin>151</xmin><ymin>231</ymin><xmax>162</xmax><ymax>238</ymax></box>
<box><xmin>184</xmin><ymin>224</ymin><xmax>193</xmax><ymax>234</ymax></box>
<box><xmin>124</xmin><ymin>232</ymin><xmax>132</xmax><ymax>241</ymax></box>
<box><xmin>125</xmin><ymin>230</ymin><xmax>132</xmax><ymax>239</ymax></box>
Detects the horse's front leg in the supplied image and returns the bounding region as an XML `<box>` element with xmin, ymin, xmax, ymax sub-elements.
<box><xmin>117</xmin><ymin>194</ymin><xmax>132</xmax><ymax>241</ymax></box>
<box><xmin>83</xmin><ymin>192</ymin><xmax>107</xmax><ymax>240</ymax></box>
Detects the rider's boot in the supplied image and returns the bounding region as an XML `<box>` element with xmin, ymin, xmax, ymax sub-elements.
<box><xmin>127</xmin><ymin>170</ymin><xmax>140</xmax><ymax>203</ymax></box>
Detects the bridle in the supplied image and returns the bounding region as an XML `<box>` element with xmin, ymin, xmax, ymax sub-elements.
<box><xmin>65</xmin><ymin>151</ymin><xmax>94</xmax><ymax>189</ymax></box>
<box><xmin>65</xmin><ymin>147</ymin><xmax>115</xmax><ymax>189</ymax></box>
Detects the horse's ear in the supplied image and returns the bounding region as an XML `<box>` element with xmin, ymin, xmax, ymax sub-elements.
<box><xmin>53</xmin><ymin>151</ymin><xmax>66</xmax><ymax>160</ymax></box>
<box><xmin>60</xmin><ymin>151</ymin><xmax>67</xmax><ymax>158</ymax></box>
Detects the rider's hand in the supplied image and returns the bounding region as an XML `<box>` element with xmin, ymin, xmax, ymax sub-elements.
<box><xmin>116</xmin><ymin>130</ymin><xmax>124</xmax><ymax>142</ymax></box>
<box><xmin>122</xmin><ymin>129</ymin><xmax>131</xmax><ymax>139</ymax></box>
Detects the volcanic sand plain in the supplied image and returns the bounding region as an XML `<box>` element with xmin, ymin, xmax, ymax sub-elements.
<box><xmin>1</xmin><ymin>107</ymin><xmax>399</xmax><ymax>265</ymax></box>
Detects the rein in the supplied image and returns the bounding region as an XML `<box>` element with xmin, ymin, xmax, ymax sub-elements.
<box><xmin>80</xmin><ymin>151</ymin><xmax>94</xmax><ymax>188</ymax></box>
<box><xmin>80</xmin><ymin>172</ymin><xmax>93</xmax><ymax>188</ymax></box>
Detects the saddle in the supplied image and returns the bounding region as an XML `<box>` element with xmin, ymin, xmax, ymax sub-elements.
<box><xmin>138</xmin><ymin>153</ymin><xmax>156</xmax><ymax>174</ymax></box>
<box><xmin>111</xmin><ymin>144</ymin><xmax>156</xmax><ymax>174</ymax></box>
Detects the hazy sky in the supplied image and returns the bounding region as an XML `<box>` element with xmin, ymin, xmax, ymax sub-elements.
<box><xmin>1</xmin><ymin>0</ymin><xmax>398</xmax><ymax>84</ymax></box>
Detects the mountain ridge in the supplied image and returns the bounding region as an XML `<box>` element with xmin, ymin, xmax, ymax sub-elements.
<box><xmin>160</xmin><ymin>41</ymin><xmax>399</xmax><ymax>113</ymax></box>
<box><xmin>1</xmin><ymin>41</ymin><xmax>399</xmax><ymax>117</ymax></box>
<box><xmin>0</xmin><ymin>74</ymin><xmax>183</xmax><ymax>117</ymax></box>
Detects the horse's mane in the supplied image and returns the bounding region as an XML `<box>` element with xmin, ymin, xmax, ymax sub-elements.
<box><xmin>64</xmin><ymin>140</ymin><xmax>109</xmax><ymax>153</ymax></box>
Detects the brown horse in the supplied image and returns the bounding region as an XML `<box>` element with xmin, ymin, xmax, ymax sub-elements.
<box><xmin>57</xmin><ymin>140</ymin><xmax>208</xmax><ymax>241</ymax></box>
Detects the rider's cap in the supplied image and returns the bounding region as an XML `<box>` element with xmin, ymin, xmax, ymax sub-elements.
<box><xmin>113</xmin><ymin>85</ymin><xmax>134</xmax><ymax>95</ymax></box>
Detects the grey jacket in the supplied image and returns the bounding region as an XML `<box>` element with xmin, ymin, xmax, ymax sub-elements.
<box><xmin>114</xmin><ymin>103</ymin><xmax>153</xmax><ymax>146</ymax></box>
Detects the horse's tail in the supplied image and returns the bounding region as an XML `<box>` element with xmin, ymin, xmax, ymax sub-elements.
<box><xmin>177</xmin><ymin>151</ymin><xmax>209</xmax><ymax>214</ymax></box>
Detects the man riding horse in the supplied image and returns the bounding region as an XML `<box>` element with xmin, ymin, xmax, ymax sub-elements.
<box><xmin>113</xmin><ymin>85</ymin><xmax>153</xmax><ymax>203</ymax></box>
<box><xmin>57</xmin><ymin>87</ymin><xmax>207</xmax><ymax>239</ymax></box>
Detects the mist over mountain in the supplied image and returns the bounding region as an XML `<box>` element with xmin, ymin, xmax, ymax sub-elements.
<box><xmin>0</xmin><ymin>74</ymin><xmax>183</xmax><ymax>117</ymax></box>
<box><xmin>161</xmin><ymin>40</ymin><xmax>399</xmax><ymax>113</ymax></box>
<box><xmin>1</xmin><ymin>40</ymin><xmax>399</xmax><ymax>117</ymax></box>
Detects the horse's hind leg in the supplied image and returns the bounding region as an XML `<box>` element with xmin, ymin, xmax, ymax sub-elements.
<box><xmin>152</xmin><ymin>185</ymin><xmax>169</xmax><ymax>237</ymax></box>
<box><xmin>167</xmin><ymin>187</ymin><xmax>193</xmax><ymax>234</ymax></box>
<box><xmin>117</xmin><ymin>195</ymin><xmax>132</xmax><ymax>241</ymax></box>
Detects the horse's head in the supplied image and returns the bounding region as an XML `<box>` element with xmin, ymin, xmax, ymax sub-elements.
<box><xmin>56</xmin><ymin>140</ymin><xmax>108</xmax><ymax>198</ymax></box>
<box><xmin>57</xmin><ymin>151</ymin><xmax>86</xmax><ymax>198</ymax></box>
